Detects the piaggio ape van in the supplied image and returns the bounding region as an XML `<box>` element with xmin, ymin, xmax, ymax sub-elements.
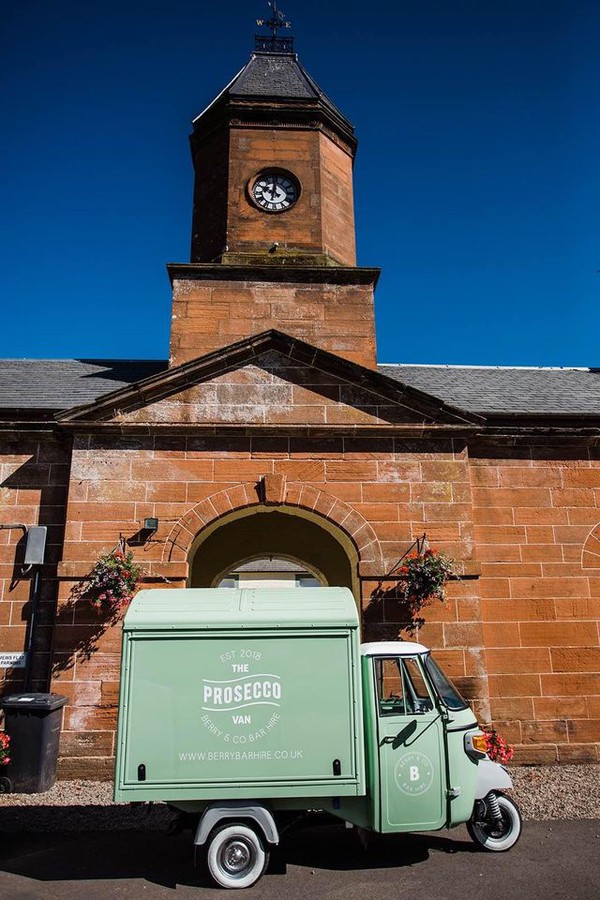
<box><xmin>114</xmin><ymin>587</ymin><xmax>521</xmax><ymax>888</ymax></box>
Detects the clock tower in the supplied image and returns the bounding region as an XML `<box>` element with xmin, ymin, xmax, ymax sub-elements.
<box><xmin>169</xmin><ymin>17</ymin><xmax>379</xmax><ymax>369</ymax></box>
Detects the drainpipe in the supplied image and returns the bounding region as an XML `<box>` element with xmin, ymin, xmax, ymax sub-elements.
<box><xmin>0</xmin><ymin>525</ymin><xmax>47</xmax><ymax>692</ymax></box>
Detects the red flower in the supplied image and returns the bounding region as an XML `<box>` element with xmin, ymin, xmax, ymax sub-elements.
<box><xmin>0</xmin><ymin>732</ymin><xmax>10</xmax><ymax>766</ymax></box>
<box><xmin>482</xmin><ymin>727</ymin><xmax>514</xmax><ymax>763</ymax></box>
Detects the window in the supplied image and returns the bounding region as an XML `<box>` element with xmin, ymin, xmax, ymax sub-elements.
<box><xmin>218</xmin><ymin>577</ymin><xmax>238</xmax><ymax>589</ymax></box>
<box><xmin>215</xmin><ymin>557</ymin><xmax>324</xmax><ymax>588</ymax></box>
<box><xmin>375</xmin><ymin>657</ymin><xmax>405</xmax><ymax>716</ymax></box>
<box><xmin>402</xmin><ymin>657</ymin><xmax>434</xmax><ymax>714</ymax></box>
<box><xmin>423</xmin><ymin>654</ymin><xmax>469</xmax><ymax>711</ymax></box>
<box><xmin>295</xmin><ymin>575</ymin><xmax>321</xmax><ymax>588</ymax></box>
<box><xmin>375</xmin><ymin>656</ymin><xmax>434</xmax><ymax>716</ymax></box>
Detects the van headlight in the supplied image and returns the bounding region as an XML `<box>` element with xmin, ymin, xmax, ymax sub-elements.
<box><xmin>465</xmin><ymin>731</ymin><xmax>488</xmax><ymax>760</ymax></box>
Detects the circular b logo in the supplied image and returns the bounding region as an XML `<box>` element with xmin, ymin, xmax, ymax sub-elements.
<box><xmin>394</xmin><ymin>751</ymin><xmax>434</xmax><ymax>796</ymax></box>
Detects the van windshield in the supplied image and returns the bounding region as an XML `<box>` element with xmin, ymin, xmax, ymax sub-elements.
<box><xmin>424</xmin><ymin>654</ymin><xmax>469</xmax><ymax>711</ymax></box>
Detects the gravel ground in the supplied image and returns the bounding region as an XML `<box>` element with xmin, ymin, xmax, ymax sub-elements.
<box><xmin>0</xmin><ymin>765</ymin><xmax>598</xmax><ymax>832</ymax></box>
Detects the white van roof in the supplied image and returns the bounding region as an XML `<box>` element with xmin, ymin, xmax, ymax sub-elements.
<box><xmin>360</xmin><ymin>641</ymin><xmax>430</xmax><ymax>656</ymax></box>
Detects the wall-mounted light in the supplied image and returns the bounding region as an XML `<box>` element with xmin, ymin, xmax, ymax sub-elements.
<box><xmin>24</xmin><ymin>526</ymin><xmax>47</xmax><ymax>566</ymax></box>
<box><xmin>142</xmin><ymin>518</ymin><xmax>159</xmax><ymax>533</ymax></box>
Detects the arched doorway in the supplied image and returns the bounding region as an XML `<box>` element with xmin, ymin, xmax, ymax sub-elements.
<box><xmin>189</xmin><ymin>506</ymin><xmax>359</xmax><ymax>599</ymax></box>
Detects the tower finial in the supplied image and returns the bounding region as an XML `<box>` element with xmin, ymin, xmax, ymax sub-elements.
<box><xmin>255</xmin><ymin>1</ymin><xmax>294</xmax><ymax>53</ymax></box>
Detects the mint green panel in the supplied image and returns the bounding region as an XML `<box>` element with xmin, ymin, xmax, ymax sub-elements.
<box><xmin>124</xmin><ymin>588</ymin><xmax>360</xmax><ymax>631</ymax></box>
<box><xmin>120</xmin><ymin>631</ymin><xmax>360</xmax><ymax>793</ymax></box>
<box><xmin>360</xmin><ymin>655</ymin><xmax>380</xmax><ymax>829</ymax></box>
<box><xmin>377</xmin><ymin>715</ymin><xmax>447</xmax><ymax>832</ymax></box>
<box><xmin>374</xmin><ymin>656</ymin><xmax>447</xmax><ymax>833</ymax></box>
<box><xmin>445</xmin><ymin>708</ymin><xmax>480</xmax><ymax>825</ymax></box>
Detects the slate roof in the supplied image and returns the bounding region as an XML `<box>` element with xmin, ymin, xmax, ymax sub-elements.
<box><xmin>379</xmin><ymin>364</ymin><xmax>600</xmax><ymax>416</ymax></box>
<box><xmin>0</xmin><ymin>359</ymin><xmax>166</xmax><ymax>412</ymax></box>
<box><xmin>232</xmin><ymin>558</ymin><xmax>309</xmax><ymax>574</ymax></box>
<box><xmin>194</xmin><ymin>51</ymin><xmax>352</xmax><ymax>133</ymax></box>
<box><xmin>230</xmin><ymin>53</ymin><xmax>323</xmax><ymax>100</ymax></box>
<box><xmin>1</xmin><ymin>357</ymin><xmax>600</xmax><ymax>418</ymax></box>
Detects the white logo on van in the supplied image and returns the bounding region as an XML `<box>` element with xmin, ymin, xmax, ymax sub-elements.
<box><xmin>199</xmin><ymin>648</ymin><xmax>283</xmax><ymax>745</ymax></box>
<box><xmin>202</xmin><ymin>675</ymin><xmax>282</xmax><ymax>712</ymax></box>
<box><xmin>394</xmin><ymin>751</ymin><xmax>434</xmax><ymax>796</ymax></box>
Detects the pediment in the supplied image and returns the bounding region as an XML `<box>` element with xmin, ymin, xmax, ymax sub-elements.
<box><xmin>56</xmin><ymin>331</ymin><xmax>482</xmax><ymax>429</ymax></box>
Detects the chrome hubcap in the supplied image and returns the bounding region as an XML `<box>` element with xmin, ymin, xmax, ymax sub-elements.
<box><xmin>221</xmin><ymin>839</ymin><xmax>252</xmax><ymax>875</ymax></box>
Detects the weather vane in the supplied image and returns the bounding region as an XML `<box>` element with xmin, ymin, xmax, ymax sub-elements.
<box><xmin>255</xmin><ymin>1</ymin><xmax>294</xmax><ymax>53</ymax></box>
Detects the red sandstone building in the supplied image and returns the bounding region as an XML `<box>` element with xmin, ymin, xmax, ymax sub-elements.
<box><xmin>1</xmin><ymin>34</ymin><xmax>599</xmax><ymax>778</ymax></box>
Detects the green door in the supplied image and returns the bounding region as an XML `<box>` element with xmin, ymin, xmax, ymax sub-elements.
<box><xmin>374</xmin><ymin>655</ymin><xmax>447</xmax><ymax>832</ymax></box>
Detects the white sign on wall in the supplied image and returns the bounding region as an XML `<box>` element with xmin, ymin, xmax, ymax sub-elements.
<box><xmin>0</xmin><ymin>652</ymin><xmax>27</xmax><ymax>669</ymax></box>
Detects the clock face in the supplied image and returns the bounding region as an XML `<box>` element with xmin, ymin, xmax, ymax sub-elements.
<box><xmin>251</xmin><ymin>171</ymin><xmax>299</xmax><ymax>213</ymax></box>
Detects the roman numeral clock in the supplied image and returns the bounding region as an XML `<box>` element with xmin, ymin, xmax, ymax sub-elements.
<box><xmin>249</xmin><ymin>170</ymin><xmax>300</xmax><ymax>213</ymax></box>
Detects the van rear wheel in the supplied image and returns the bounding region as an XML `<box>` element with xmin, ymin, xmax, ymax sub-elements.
<box><xmin>467</xmin><ymin>792</ymin><xmax>522</xmax><ymax>852</ymax></box>
<box><xmin>206</xmin><ymin>822</ymin><xmax>269</xmax><ymax>889</ymax></box>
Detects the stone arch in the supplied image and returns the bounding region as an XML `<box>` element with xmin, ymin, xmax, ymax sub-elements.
<box><xmin>162</xmin><ymin>481</ymin><xmax>384</xmax><ymax>572</ymax></box>
<box><xmin>582</xmin><ymin>522</ymin><xmax>600</xmax><ymax>568</ymax></box>
<box><xmin>190</xmin><ymin>508</ymin><xmax>359</xmax><ymax>595</ymax></box>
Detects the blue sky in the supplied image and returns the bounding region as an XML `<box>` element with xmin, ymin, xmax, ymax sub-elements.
<box><xmin>1</xmin><ymin>1</ymin><xmax>599</xmax><ymax>366</ymax></box>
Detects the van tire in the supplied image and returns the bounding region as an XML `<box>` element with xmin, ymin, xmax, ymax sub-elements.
<box><xmin>206</xmin><ymin>822</ymin><xmax>269</xmax><ymax>889</ymax></box>
<box><xmin>467</xmin><ymin>792</ymin><xmax>522</xmax><ymax>852</ymax></box>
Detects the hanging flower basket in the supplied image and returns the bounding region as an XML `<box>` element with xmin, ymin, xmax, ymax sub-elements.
<box><xmin>482</xmin><ymin>727</ymin><xmax>514</xmax><ymax>764</ymax></box>
<box><xmin>83</xmin><ymin>548</ymin><xmax>143</xmax><ymax>615</ymax></box>
<box><xmin>0</xmin><ymin>732</ymin><xmax>10</xmax><ymax>766</ymax></box>
<box><xmin>397</xmin><ymin>548</ymin><xmax>456</xmax><ymax>615</ymax></box>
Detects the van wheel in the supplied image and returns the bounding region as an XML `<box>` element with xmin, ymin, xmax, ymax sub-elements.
<box><xmin>206</xmin><ymin>822</ymin><xmax>269</xmax><ymax>889</ymax></box>
<box><xmin>467</xmin><ymin>792</ymin><xmax>522</xmax><ymax>852</ymax></box>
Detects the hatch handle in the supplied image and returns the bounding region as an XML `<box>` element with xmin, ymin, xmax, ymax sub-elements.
<box><xmin>380</xmin><ymin>719</ymin><xmax>418</xmax><ymax>749</ymax></box>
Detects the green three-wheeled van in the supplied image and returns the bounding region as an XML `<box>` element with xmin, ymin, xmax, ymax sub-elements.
<box><xmin>114</xmin><ymin>588</ymin><xmax>521</xmax><ymax>888</ymax></box>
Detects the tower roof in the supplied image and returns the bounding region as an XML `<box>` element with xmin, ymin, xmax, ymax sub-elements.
<box><xmin>193</xmin><ymin>50</ymin><xmax>355</xmax><ymax>148</ymax></box>
<box><xmin>230</xmin><ymin>51</ymin><xmax>346</xmax><ymax>113</ymax></box>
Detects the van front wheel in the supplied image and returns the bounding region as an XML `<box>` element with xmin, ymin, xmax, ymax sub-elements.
<box><xmin>206</xmin><ymin>822</ymin><xmax>269</xmax><ymax>889</ymax></box>
<box><xmin>467</xmin><ymin>792</ymin><xmax>522</xmax><ymax>852</ymax></box>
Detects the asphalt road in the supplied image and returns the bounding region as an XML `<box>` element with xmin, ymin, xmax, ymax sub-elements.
<box><xmin>0</xmin><ymin>819</ymin><xmax>599</xmax><ymax>899</ymax></box>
